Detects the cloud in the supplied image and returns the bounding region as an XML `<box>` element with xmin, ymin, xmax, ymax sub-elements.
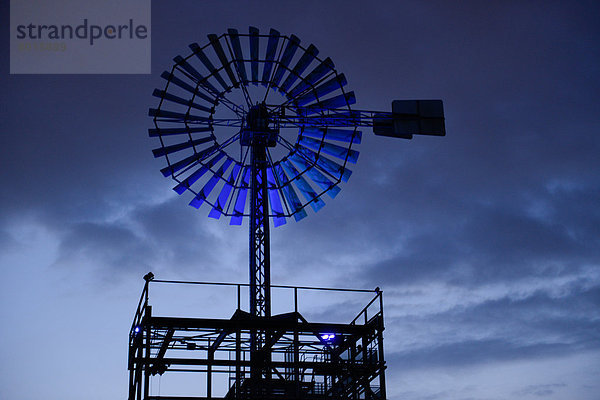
<box><xmin>389</xmin><ymin>339</ymin><xmax>572</xmax><ymax>371</ymax></box>
<box><xmin>512</xmin><ymin>383</ymin><xmax>568</xmax><ymax>398</ymax></box>
<box><xmin>382</xmin><ymin>278</ymin><xmax>600</xmax><ymax>371</ymax></box>
<box><xmin>0</xmin><ymin>229</ymin><xmax>19</xmax><ymax>252</ymax></box>
<box><xmin>48</xmin><ymin>195</ymin><xmax>251</xmax><ymax>283</ymax></box>
<box><xmin>54</xmin><ymin>220</ymin><xmax>152</xmax><ymax>275</ymax></box>
<box><xmin>357</xmin><ymin>185</ymin><xmax>600</xmax><ymax>287</ymax></box>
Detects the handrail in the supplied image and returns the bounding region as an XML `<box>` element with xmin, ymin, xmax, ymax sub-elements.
<box><xmin>350</xmin><ymin>290</ymin><xmax>382</xmax><ymax>325</ymax></box>
<box><xmin>131</xmin><ymin>275</ymin><xmax>383</xmax><ymax>332</ymax></box>
<box><xmin>152</xmin><ymin>278</ymin><xmax>376</xmax><ymax>293</ymax></box>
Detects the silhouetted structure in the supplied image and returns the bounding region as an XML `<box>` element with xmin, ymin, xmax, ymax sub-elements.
<box><xmin>128</xmin><ymin>278</ymin><xmax>386</xmax><ymax>400</ymax></box>
<box><xmin>132</xmin><ymin>26</ymin><xmax>445</xmax><ymax>400</ymax></box>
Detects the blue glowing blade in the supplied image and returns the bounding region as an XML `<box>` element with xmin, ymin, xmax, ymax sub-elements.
<box><xmin>152</xmin><ymin>136</ymin><xmax>212</xmax><ymax>158</ymax></box>
<box><xmin>287</xmin><ymin>57</ymin><xmax>335</xmax><ymax>99</ymax></box>
<box><xmin>227</xmin><ymin>29</ymin><xmax>248</xmax><ymax>85</ymax></box>
<box><xmin>298</xmin><ymin>137</ymin><xmax>359</xmax><ymax>164</ymax></box>
<box><xmin>279</xmin><ymin>44</ymin><xmax>319</xmax><ymax>93</ymax></box>
<box><xmin>289</xmin><ymin>153</ymin><xmax>341</xmax><ymax>199</ymax></box>
<box><xmin>274</xmin><ymin>164</ymin><xmax>307</xmax><ymax>222</ymax></box>
<box><xmin>296</xmin><ymin>146</ymin><xmax>352</xmax><ymax>183</ymax></box>
<box><xmin>209</xmin><ymin>163</ymin><xmax>242</xmax><ymax>219</ymax></box>
<box><xmin>281</xmin><ymin>160</ymin><xmax>325</xmax><ymax>213</ymax></box>
<box><xmin>261</xmin><ymin>29</ymin><xmax>280</xmax><ymax>86</ymax></box>
<box><xmin>189</xmin><ymin>158</ymin><xmax>233</xmax><ymax>209</ymax></box>
<box><xmin>148</xmin><ymin>126</ymin><xmax>212</xmax><ymax>137</ymax></box>
<box><xmin>294</xmin><ymin>74</ymin><xmax>347</xmax><ymax>107</ymax></box>
<box><xmin>230</xmin><ymin>167</ymin><xmax>251</xmax><ymax>225</ymax></box>
<box><xmin>301</xmin><ymin>127</ymin><xmax>361</xmax><ymax>144</ymax></box>
<box><xmin>207</xmin><ymin>33</ymin><xmax>238</xmax><ymax>88</ymax></box>
<box><xmin>271</xmin><ymin>34</ymin><xmax>300</xmax><ymax>88</ymax></box>
<box><xmin>169</xmin><ymin>149</ymin><xmax>223</xmax><ymax>188</ymax></box>
<box><xmin>189</xmin><ymin>43</ymin><xmax>229</xmax><ymax>91</ymax></box>
<box><xmin>153</xmin><ymin>89</ymin><xmax>213</xmax><ymax>114</ymax></box>
<box><xmin>265</xmin><ymin>167</ymin><xmax>286</xmax><ymax>227</ymax></box>
<box><xmin>249</xmin><ymin>27</ymin><xmax>259</xmax><ymax>83</ymax></box>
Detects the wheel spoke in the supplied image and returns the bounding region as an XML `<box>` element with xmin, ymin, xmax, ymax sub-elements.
<box><xmin>217</xmin><ymin>93</ymin><xmax>246</xmax><ymax>117</ymax></box>
<box><xmin>211</xmin><ymin>118</ymin><xmax>243</xmax><ymax>127</ymax></box>
<box><xmin>214</xmin><ymin>129</ymin><xmax>242</xmax><ymax>153</ymax></box>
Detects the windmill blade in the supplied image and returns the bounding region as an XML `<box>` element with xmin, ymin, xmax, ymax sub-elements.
<box><xmin>168</xmin><ymin>149</ymin><xmax>223</xmax><ymax>186</ymax></box>
<box><xmin>261</xmin><ymin>29</ymin><xmax>280</xmax><ymax>86</ymax></box>
<box><xmin>189</xmin><ymin>158</ymin><xmax>233</xmax><ymax>209</ymax></box>
<box><xmin>281</xmin><ymin>160</ymin><xmax>325</xmax><ymax>213</ymax></box>
<box><xmin>279</xmin><ymin>44</ymin><xmax>319</xmax><ymax>94</ymax></box>
<box><xmin>266</xmin><ymin>167</ymin><xmax>286</xmax><ymax>227</ymax></box>
<box><xmin>294</xmin><ymin>74</ymin><xmax>347</xmax><ymax>107</ymax></box>
<box><xmin>160</xmin><ymin>71</ymin><xmax>217</xmax><ymax>105</ymax></box>
<box><xmin>270</xmin><ymin>34</ymin><xmax>300</xmax><ymax>88</ymax></box>
<box><xmin>287</xmin><ymin>57</ymin><xmax>335</xmax><ymax>99</ymax></box>
<box><xmin>230</xmin><ymin>167</ymin><xmax>251</xmax><ymax>225</ymax></box>
<box><xmin>152</xmin><ymin>136</ymin><xmax>213</xmax><ymax>158</ymax></box>
<box><xmin>149</xmin><ymin>126</ymin><xmax>212</xmax><ymax>137</ymax></box>
<box><xmin>274</xmin><ymin>164</ymin><xmax>307</xmax><ymax>222</ymax></box>
<box><xmin>173</xmin><ymin>56</ymin><xmax>219</xmax><ymax>94</ymax></box>
<box><xmin>304</xmin><ymin>91</ymin><xmax>356</xmax><ymax>115</ymax></box>
<box><xmin>152</xmin><ymin>89</ymin><xmax>213</xmax><ymax>113</ymax></box>
<box><xmin>249</xmin><ymin>26</ymin><xmax>259</xmax><ymax>84</ymax></box>
<box><xmin>227</xmin><ymin>29</ymin><xmax>248</xmax><ymax>85</ymax></box>
<box><xmin>301</xmin><ymin>127</ymin><xmax>362</xmax><ymax>144</ymax></box>
<box><xmin>288</xmin><ymin>153</ymin><xmax>341</xmax><ymax>199</ymax></box>
<box><xmin>207</xmin><ymin>33</ymin><xmax>239</xmax><ymax>88</ymax></box>
<box><xmin>296</xmin><ymin>146</ymin><xmax>352</xmax><ymax>182</ymax></box>
<box><xmin>149</xmin><ymin>108</ymin><xmax>211</xmax><ymax>123</ymax></box>
<box><xmin>298</xmin><ymin>136</ymin><xmax>359</xmax><ymax>163</ymax></box>
<box><xmin>189</xmin><ymin>43</ymin><xmax>230</xmax><ymax>92</ymax></box>
<box><xmin>209</xmin><ymin>163</ymin><xmax>242</xmax><ymax>219</ymax></box>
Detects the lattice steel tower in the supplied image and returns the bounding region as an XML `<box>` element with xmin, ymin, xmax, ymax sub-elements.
<box><xmin>129</xmin><ymin>26</ymin><xmax>445</xmax><ymax>400</ymax></box>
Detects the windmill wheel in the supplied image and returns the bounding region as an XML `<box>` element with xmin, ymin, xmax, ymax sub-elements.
<box><xmin>150</xmin><ymin>27</ymin><xmax>361</xmax><ymax>226</ymax></box>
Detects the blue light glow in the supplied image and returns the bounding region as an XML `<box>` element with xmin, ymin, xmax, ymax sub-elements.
<box><xmin>321</xmin><ymin>333</ymin><xmax>335</xmax><ymax>340</ymax></box>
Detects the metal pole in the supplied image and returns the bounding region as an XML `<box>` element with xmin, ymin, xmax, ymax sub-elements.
<box><xmin>249</xmin><ymin>141</ymin><xmax>272</xmax><ymax>389</ymax></box>
<box><xmin>249</xmin><ymin>142</ymin><xmax>271</xmax><ymax>318</ymax></box>
<box><xmin>143</xmin><ymin>305</ymin><xmax>152</xmax><ymax>400</ymax></box>
<box><xmin>377</xmin><ymin>291</ymin><xmax>387</xmax><ymax>400</ymax></box>
<box><xmin>236</xmin><ymin>327</ymin><xmax>241</xmax><ymax>398</ymax></box>
<box><xmin>207</xmin><ymin>341</ymin><xmax>213</xmax><ymax>400</ymax></box>
<box><xmin>294</xmin><ymin>287</ymin><xmax>298</xmax><ymax>313</ymax></box>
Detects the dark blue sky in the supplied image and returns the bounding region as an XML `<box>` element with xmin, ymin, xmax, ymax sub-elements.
<box><xmin>1</xmin><ymin>1</ymin><xmax>599</xmax><ymax>399</ymax></box>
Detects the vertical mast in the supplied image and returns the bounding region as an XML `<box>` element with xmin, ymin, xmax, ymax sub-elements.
<box><xmin>245</xmin><ymin>103</ymin><xmax>276</xmax><ymax>385</ymax></box>
<box><xmin>249</xmin><ymin>142</ymin><xmax>271</xmax><ymax>319</ymax></box>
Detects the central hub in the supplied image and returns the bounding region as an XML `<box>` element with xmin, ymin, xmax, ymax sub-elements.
<box><xmin>240</xmin><ymin>103</ymin><xmax>279</xmax><ymax>147</ymax></box>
